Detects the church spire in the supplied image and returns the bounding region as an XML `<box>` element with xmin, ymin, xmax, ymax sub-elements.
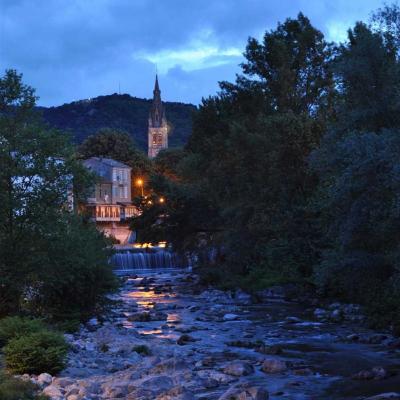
<box><xmin>149</xmin><ymin>74</ymin><xmax>165</xmax><ymax>128</ymax></box>
<box><xmin>148</xmin><ymin>75</ymin><xmax>168</xmax><ymax>158</ymax></box>
<box><xmin>154</xmin><ymin>74</ymin><xmax>160</xmax><ymax>94</ymax></box>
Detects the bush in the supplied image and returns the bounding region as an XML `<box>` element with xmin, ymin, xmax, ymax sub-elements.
<box><xmin>0</xmin><ymin>317</ymin><xmax>47</xmax><ymax>347</ymax></box>
<box><xmin>4</xmin><ymin>331</ymin><xmax>68</xmax><ymax>375</ymax></box>
<box><xmin>0</xmin><ymin>372</ymin><xmax>48</xmax><ymax>400</ymax></box>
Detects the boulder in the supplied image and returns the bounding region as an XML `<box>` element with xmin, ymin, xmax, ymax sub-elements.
<box><xmin>151</xmin><ymin>357</ymin><xmax>188</xmax><ymax>373</ymax></box>
<box><xmin>42</xmin><ymin>385</ymin><xmax>63</xmax><ymax>399</ymax></box>
<box><xmin>363</xmin><ymin>394</ymin><xmax>400</xmax><ymax>400</ymax></box>
<box><xmin>138</xmin><ymin>376</ymin><xmax>174</xmax><ymax>394</ymax></box>
<box><xmin>102</xmin><ymin>384</ymin><xmax>129</xmax><ymax>398</ymax></box>
<box><xmin>156</xmin><ymin>385</ymin><xmax>196</xmax><ymax>400</ymax></box>
<box><xmin>352</xmin><ymin>366</ymin><xmax>388</xmax><ymax>381</ymax></box>
<box><xmin>261</xmin><ymin>359</ymin><xmax>287</xmax><ymax>374</ymax></box>
<box><xmin>223</xmin><ymin>361</ymin><xmax>254</xmax><ymax>377</ymax></box>
<box><xmin>197</xmin><ymin>369</ymin><xmax>237</xmax><ymax>384</ymax></box>
<box><xmin>219</xmin><ymin>383</ymin><xmax>269</xmax><ymax>400</ymax></box>
<box><xmin>177</xmin><ymin>334</ymin><xmax>196</xmax><ymax>345</ymax></box>
<box><xmin>223</xmin><ymin>313</ymin><xmax>239</xmax><ymax>321</ymax></box>
<box><xmin>37</xmin><ymin>373</ymin><xmax>53</xmax><ymax>386</ymax></box>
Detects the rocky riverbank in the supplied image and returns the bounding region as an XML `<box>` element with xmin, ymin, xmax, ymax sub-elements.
<box><xmin>22</xmin><ymin>270</ymin><xmax>400</xmax><ymax>399</ymax></box>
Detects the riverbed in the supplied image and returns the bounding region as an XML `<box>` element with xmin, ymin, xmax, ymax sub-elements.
<box><xmin>39</xmin><ymin>269</ymin><xmax>400</xmax><ymax>399</ymax></box>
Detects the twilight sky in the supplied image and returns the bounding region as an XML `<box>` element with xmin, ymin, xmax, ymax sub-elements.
<box><xmin>0</xmin><ymin>0</ymin><xmax>385</xmax><ymax>107</ymax></box>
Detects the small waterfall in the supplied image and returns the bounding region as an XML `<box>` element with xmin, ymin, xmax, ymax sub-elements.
<box><xmin>110</xmin><ymin>249</ymin><xmax>187</xmax><ymax>270</ymax></box>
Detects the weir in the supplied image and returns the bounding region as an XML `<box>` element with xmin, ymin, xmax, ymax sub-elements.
<box><xmin>110</xmin><ymin>247</ymin><xmax>188</xmax><ymax>271</ymax></box>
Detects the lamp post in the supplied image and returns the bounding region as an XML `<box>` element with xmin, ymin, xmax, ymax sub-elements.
<box><xmin>136</xmin><ymin>178</ymin><xmax>144</xmax><ymax>197</ymax></box>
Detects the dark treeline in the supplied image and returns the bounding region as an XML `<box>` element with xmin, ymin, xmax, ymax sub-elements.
<box><xmin>135</xmin><ymin>5</ymin><xmax>400</xmax><ymax>332</ymax></box>
<box><xmin>0</xmin><ymin>70</ymin><xmax>117</xmax><ymax>327</ymax></box>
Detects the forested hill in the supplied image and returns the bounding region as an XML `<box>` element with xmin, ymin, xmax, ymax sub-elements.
<box><xmin>37</xmin><ymin>94</ymin><xmax>197</xmax><ymax>151</ymax></box>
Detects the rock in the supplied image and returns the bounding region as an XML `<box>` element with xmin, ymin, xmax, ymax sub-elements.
<box><xmin>223</xmin><ymin>313</ymin><xmax>239</xmax><ymax>321</ymax></box>
<box><xmin>285</xmin><ymin>316</ymin><xmax>302</xmax><ymax>324</ymax></box>
<box><xmin>293</xmin><ymin>368</ymin><xmax>313</xmax><ymax>376</ymax></box>
<box><xmin>257</xmin><ymin>344</ymin><xmax>283</xmax><ymax>355</ymax></box>
<box><xmin>234</xmin><ymin>289</ymin><xmax>253</xmax><ymax>305</ymax></box>
<box><xmin>151</xmin><ymin>357</ymin><xmax>188</xmax><ymax>373</ymax></box>
<box><xmin>197</xmin><ymin>369</ymin><xmax>237</xmax><ymax>384</ymax></box>
<box><xmin>330</xmin><ymin>309</ymin><xmax>342</xmax><ymax>321</ymax></box>
<box><xmin>42</xmin><ymin>385</ymin><xmax>63</xmax><ymax>399</ymax></box>
<box><xmin>314</xmin><ymin>308</ymin><xmax>328</xmax><ymax>320</ymax></box>
<box><xmin>127</xmin><ymin>312</ymin><xmax>151</xmax><ymax>322</ymax></box>
<box><xmin>368</xmin><ymin>334</ymin><xmax>389</xmax><ymax>345</ymax></box>
<box><xmin>138</xmin><ymin>376</ymin><xmax>174</xmax><ymax>394</ymax></box>
<box><xmin>66</xmin><ymin>395</ymin><xmax>79</xmax><ymax>400</ymax></box>
<box><xmin>352</xmin><ymin>366</ymin><xmax>388</xmax><ymax>381</ymax></box>
<box><xmin>103</xmin><ymin>384</ymin><xmax>128</xmax><ymax>398</ymax></box>
<box><xmin>52</xmin><ymin>377</ymin><xmax>74</xmax><ymax>388</ymax></box>
<box><xmin>223</xmin><ymin>361</ymin><xmax>254</xmax><ymax>377</ymax></box>
<box><xmin>177</xmin><ymin>334</ymin><xmax>196</xmax><ymax>345</ymax></box>
<box><xmin>87</xmin><ymin>317</ymin><xmax>99</xmax><ymax>327</ymax></box>
<box><xmin>156</xmin><ymin>385</ymin><xmax>195</xmax><ymax>400</ymax></box>
<box><xmin>219</xmin><ymin>383</ymin><xmax>269</xmax><ymax>400</ymax></box>
<box><xmin>363</xmin><ymin>394</ymin><xmax>400</xmax><ymax>400</ymax></box>
<box><xmin>37</xmin><ymin>372</ymin><xmax>52</xmax><ymax>386</ymax></box>
<box><xmin>261</xmin><ymin>358</ymin><xmax>287</xmax><ymax>373</ymax></box>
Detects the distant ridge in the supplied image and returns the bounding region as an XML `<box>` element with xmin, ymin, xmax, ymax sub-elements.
<box><xmin>37</xmin><ymin>93</ymin><xmax>197</xmax><ymax>151</ymax></box>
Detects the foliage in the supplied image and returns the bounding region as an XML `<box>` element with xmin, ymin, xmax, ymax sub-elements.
<box><xmin>0</xmin><ymin>317</ymin><xmax>47</xmax><ymax>347</ymax></box>
<box><xmin>3</xmin><ymin>330</ymin><xmax>68</xmax><ymax>375</ymax></box>
<box><xmin>153</xmin><ymin>147</ymin><xmax>186</xmax><ymax>181</ymax></box>
<box><xmin>39</xmin><ymin>93</ymin><xmax>196</xmax><ymax>151</ymax></box>
<box><xmin>132</xmin><ymin>6</ymin><xmax>400</xmax><ymax>332</ymax></box>
<box><xmin>0</xmin><ymin>69</ymin><xmax>117</xmax><ymax>321</ymax></box>
<box><xmin>0</xmin><ymin>372</ymin><xmax>47</xmax><ymax>400</ymax></box>
<box><xmin>135</xmin><ymin>13</ymin><xmax>332</xmax><ymax>278</ymax></box>
<box><xmin>78</xmin><ymin>128</ymin><xmax>153</xmax><ymax>177</ymax></box>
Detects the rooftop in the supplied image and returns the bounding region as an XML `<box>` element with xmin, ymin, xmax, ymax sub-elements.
<box><xmin>83</xmin><ymin>157</ymin><xmax>131</xmax><ymax>169</ymax></box>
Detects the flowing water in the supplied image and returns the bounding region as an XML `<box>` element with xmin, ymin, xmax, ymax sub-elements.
<box><xmin>110</xmin><ymin>249</ymin><xmax>188</xmax><ymax>271</ymax></box>
<box><xmin>116</xmin><ymin>269</ymin><xmax>400</xmax><ymax>399</ymax></box>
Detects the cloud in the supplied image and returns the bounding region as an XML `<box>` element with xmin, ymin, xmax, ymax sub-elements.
<box><xmin>0</xmin><ymin>0</ymin><xmax>386</xmax><ymax>106</ymax></box>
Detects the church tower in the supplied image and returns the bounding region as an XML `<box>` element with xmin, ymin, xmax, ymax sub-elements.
<box><xmin>148</xmin><ymin>75</ymin><xmax>168</xmax><ymax>158</ymax></box>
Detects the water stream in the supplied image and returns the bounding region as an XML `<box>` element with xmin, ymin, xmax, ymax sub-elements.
<box><xmin>117</xmin><ymin>269</ymin><xmax>400</xmax><ymax>399</ymax></box>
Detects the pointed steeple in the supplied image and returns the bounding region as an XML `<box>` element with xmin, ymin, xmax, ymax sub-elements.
<box><xmin>149</xmin><ymin>74</ymin><xmax>166</xmax><ymax>128</ymax></box>
<box><xmin>154</xmin><ymin>74</ymin><xmax>160</xmax><ymax>94</ymax></box>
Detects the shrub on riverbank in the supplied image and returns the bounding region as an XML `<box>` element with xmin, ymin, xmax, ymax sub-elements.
<box><xmin>4</xmin><ymin>330</ymin><xmax>68</xmax><ymax>375</ymax></box>
<box><xmin>0</xmin><ymin>372</ymin><xmax>47</xmax><ymax>400</ymax></box>
<box><xmin>0</xmin><ymin>317</ymin><xmax>47</xmax><ymax>347</ymax></box>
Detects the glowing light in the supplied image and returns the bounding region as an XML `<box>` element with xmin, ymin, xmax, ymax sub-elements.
<box><xmin>136</xmin><ymin>179</ymin><xmax>143</xmax><ymax>186</ymax></box>
<box><xmin>159</xmin><ymin>197</ymin><xmax>165</xmax><ymax>204</ymax></box>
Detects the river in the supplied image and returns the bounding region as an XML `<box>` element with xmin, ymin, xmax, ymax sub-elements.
<box><xmin>39</xmin><ymin>268</ymin><xmax>400</xmax><ymax>399</ymax></box>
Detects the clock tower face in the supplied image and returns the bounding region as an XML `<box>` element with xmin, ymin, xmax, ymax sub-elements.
<box><xmin>152</xmin><ymin>133</ymin><xmax>163</xmax><ymax>146</ymax></box>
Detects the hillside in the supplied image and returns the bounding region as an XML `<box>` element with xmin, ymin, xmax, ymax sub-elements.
<box><xmin>37</xmin><ymin>94</ymin><xmax>197</xmax><ymax>151</ymax></box>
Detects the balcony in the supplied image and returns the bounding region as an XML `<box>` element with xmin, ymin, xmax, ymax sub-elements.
<box><xmin>94</xmin><ymin>205</ymin><xmax>121</xmax><ymax>221</ymax></box>
<box><xmin>124</xmin><ymin>205</ymin><xmax>140</xmax><ymax>219</ymax></box>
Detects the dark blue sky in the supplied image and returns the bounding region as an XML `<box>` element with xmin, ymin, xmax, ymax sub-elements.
<box><xmin>0</xmin><ymin>0</ymin><xmax>385</xmax><ymax>106</ymax></box>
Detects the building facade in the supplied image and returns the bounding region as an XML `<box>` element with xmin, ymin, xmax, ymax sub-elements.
<box><xmin>83</xmin><ymin>157</ymin><xmax>138</xmax><ymax>243</ymax></box>
<box><xmin>148</xmin><ymin>75</ymin><xmax>168</xmax><ymax>158</ymax></box>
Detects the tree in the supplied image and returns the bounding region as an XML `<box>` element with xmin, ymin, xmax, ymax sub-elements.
<box><xmin>334</xmin><ymin>22</ymin><xmax>400</xmax><ymax>133</ymax></box>
<box><xmin>135</xmin><ymin>14</ymin><xmax>333</xmax><ymax>287</ymax></box>
<box><xmin>78</xmin><ymin>128</ymin><xmax>153</xmax><ymax>177</ymax></box>
<box><xmin>0</xmin><ymin>69</ymin><xmax>117</xmax><ymax>319</ymax></box>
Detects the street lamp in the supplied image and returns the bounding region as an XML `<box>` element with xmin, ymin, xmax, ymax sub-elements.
<box><xmin>159</xmin><ymin>197</ymin><xmax>165</xmax><ymax>204</ymax></box>
<box><xmin>136</xmin><ymin>178</ymin><xmax>144</xmax><ymax>197</ymax></box>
